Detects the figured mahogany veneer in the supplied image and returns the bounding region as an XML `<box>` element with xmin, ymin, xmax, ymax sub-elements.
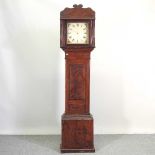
<box><xmin>65</xmin><ymin>51</ymin><xmax>91</xmax><ymax>115</ymax></box>
<box><xmin>61</xmin><ymin>114</ymin><xmax>94</xmax><ymax>153</ymax></box>
<box><xmin>60</xmin><ymin>4</ymin><xmax>95</xmax><ymax>153</ymax></box>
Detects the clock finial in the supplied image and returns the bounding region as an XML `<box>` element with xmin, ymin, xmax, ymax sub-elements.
<box><xmin>73</xmin><ymin>4</ymin><xmax>83</xmax><ymax>8</ymax></box>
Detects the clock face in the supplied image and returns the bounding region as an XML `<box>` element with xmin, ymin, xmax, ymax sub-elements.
<box><xmin>67</xmin><ymin>22</ymin><xmax>89</xmax><ymax>44</ymax></box>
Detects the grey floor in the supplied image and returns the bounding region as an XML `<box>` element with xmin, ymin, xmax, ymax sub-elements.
<box><xmin>0</xmin><ymin>135</ymin><xmax>155</xmax><ymax>155</ymax></box>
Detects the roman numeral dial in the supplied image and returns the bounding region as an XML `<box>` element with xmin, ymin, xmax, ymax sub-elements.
<box><xmin>67</xmin><ymin>22</ymin><xmax>89</xmax><ymax>44</ymax></box>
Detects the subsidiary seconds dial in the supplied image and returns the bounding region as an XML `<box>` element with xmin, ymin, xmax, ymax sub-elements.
<box><xmin>67</xmin><ymin>22</ymin><xmax>89</xmax><ymax>44</ymax></box>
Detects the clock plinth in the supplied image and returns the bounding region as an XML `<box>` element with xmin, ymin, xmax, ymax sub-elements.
<box><xmin>60</xmin><ymin>114</ymin><xmax>95</xmax><ymax>153</ymax></box>
<box><xmin>60</xmin><ymin>4</ymin><xmax>95</xmax><ymax>153</ymax></box>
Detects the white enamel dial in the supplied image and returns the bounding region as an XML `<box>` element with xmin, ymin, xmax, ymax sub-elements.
<box><xmin>67</xmin><ymin>22</ymin><xmax>89</xmax><ymax>44</ymax></box>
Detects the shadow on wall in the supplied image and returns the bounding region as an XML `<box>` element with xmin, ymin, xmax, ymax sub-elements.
<box><xmin>0</xmin><ymin>0</ymin><xmax>62</xmax><ymax>134</ymax></box>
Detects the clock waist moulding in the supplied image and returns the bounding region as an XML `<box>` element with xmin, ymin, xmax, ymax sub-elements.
<box><xmin>60</xmin><ymin>4</ymin><xmax>95</xmax><ymax>153</ymax></box>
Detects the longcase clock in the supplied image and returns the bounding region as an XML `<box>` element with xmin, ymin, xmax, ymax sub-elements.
<box><xmin>60</xmin><ymin>4</ymin><xmax>95</xmax><ymax>153</ymax></box>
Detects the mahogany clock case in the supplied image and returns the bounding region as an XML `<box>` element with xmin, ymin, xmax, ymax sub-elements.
<box><xmin>60</xmin><ymin>4</ymin><xmax>95</xmax><ymax>153</ymax></box>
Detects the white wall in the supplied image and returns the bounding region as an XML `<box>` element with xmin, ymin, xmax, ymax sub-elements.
<box><xmin>1</xmin><ymin>0</ymin><xmax>155</xmax><ymax>134</ymax></box>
